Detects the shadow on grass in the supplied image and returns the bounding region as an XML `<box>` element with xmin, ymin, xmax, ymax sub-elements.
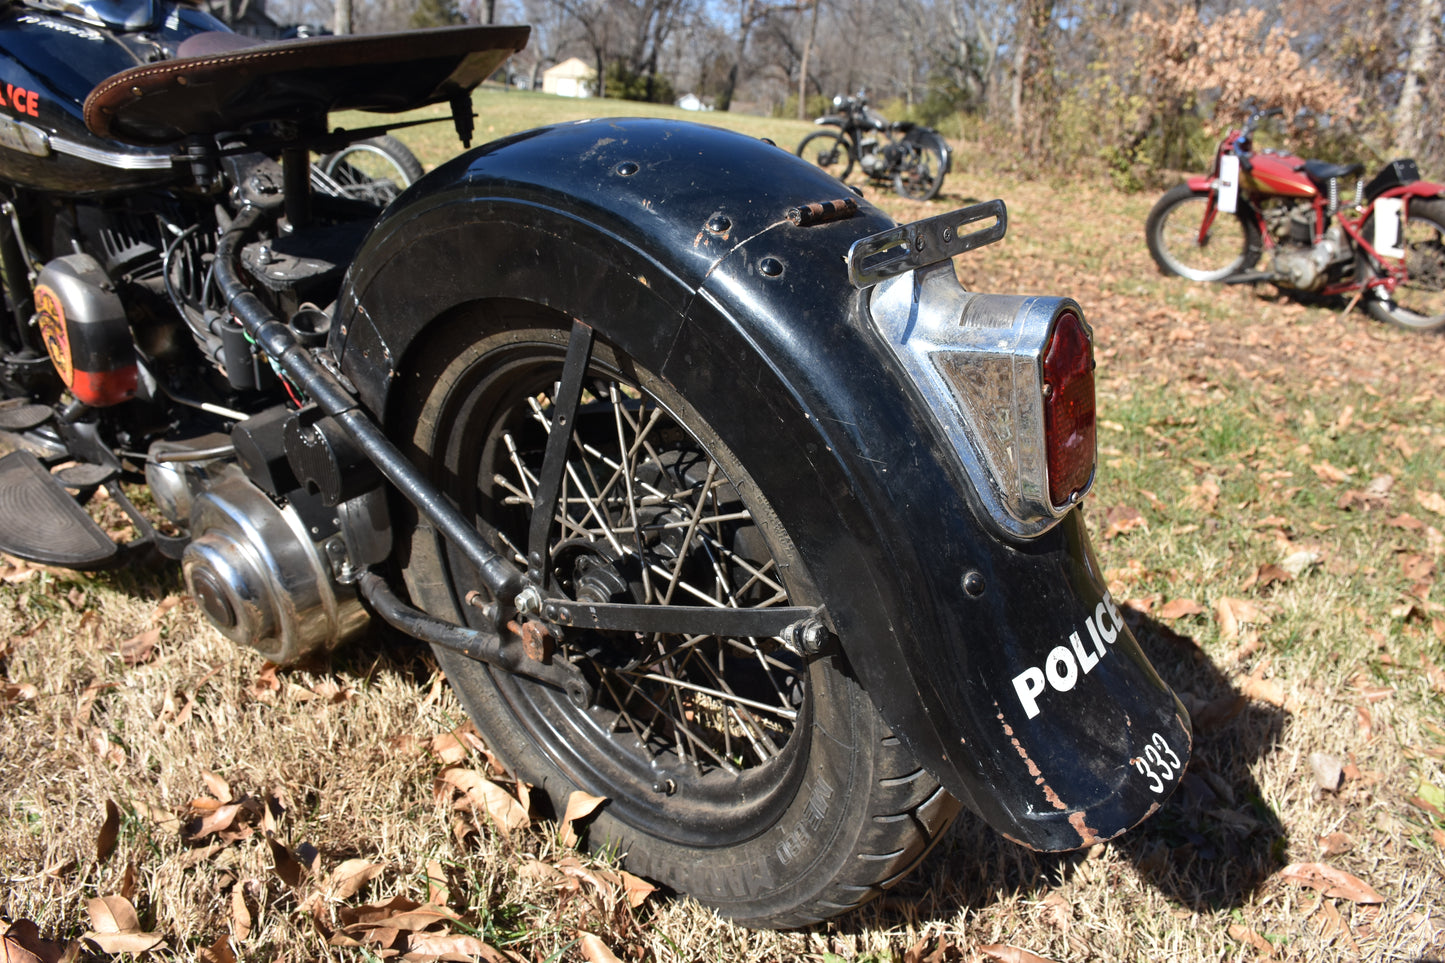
<box><xmin>836</xmin><ymin>608</ymin><xmax>1289</xmax><ymax>933</ymax></box>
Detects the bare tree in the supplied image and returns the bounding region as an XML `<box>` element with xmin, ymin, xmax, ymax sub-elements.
<box><xmin>1394</xmin><ymin>0</ymin><xmax>1441</xmax><ymax>157</ymax></box>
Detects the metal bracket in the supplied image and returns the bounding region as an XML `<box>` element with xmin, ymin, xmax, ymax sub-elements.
<box><xmin>846</xmin><ymin>199</ymin><xmax>1008</xmax><ymax>289</ymax></box>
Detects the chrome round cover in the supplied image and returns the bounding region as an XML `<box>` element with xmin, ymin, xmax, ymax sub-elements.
<box><xmin>181</xmin><ymin>466</ymin><xmax>367</xmax><ymax>664</ymax></box>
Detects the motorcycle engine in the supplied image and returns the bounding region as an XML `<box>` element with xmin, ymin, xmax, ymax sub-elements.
<box><xmin>859</xmin><ymin>137</ymin><xmax>885</xmax><ymax>175</ymax></box>
<box><xmin>147</xmin><ymin>435</ymin><xmax>370</xmax><ymax>665</ymax></box>
<box><xmin>1271</xmin><ymin>224</ymin><xmax>1349</xmax><ymax>291</ymax></box>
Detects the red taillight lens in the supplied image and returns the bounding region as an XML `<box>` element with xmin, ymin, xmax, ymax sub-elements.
<box><xmin>1042</xmin><ymin>310</ymin><xmax>1095</xmax><ymax>507</ymax></box>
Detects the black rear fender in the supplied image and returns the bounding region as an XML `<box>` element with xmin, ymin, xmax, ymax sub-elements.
<box><xmin>333</xmin><ymin>118</ymin><xmax>1187</xmax><ymax>851</ymax></box>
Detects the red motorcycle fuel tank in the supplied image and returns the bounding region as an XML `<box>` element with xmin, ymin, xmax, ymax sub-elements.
<box><xmin>1243</xmin><ymin>150</ymin><xmax>1316</xmax><ymax>198</ymax></box>
<box><xmin>0</xmin><ymin>2</ymin><xmax>191</xmax><ymax>195</ymax></box>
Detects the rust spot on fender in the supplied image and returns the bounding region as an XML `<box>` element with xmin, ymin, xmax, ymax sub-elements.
<box><xmin>1069</xmin><ymin>810</ymin><xmax>1100</xmax><ymax>846</ymax></box>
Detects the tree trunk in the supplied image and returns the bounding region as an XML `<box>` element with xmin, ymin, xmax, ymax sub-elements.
<box><xmin>797</xmin><ymin>0</ymin><xmax>821</xmax><ymax>119</ymax></box>
<box><xmin>1393</xmin><ymin>0</ymin><xmax>1440</xmax><ymax>158</ymax></box>
<box><xmin>333</xmin><ymin>0</ymin><xmax>352</xmax><ymax>34</ymax></box>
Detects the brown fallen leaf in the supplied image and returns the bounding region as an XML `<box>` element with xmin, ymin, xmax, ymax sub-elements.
<box><xmin>559</xmin><ymin>790</ymin><xmax>607</xmax><ymax>848</ymax></box>
<box><xmin>619</xmin><ymin>869</ymin><xmax>656</xmax><ymax>909</ymax></box>
<box><xmin>2</xmin><ymin>682</ymin><xmax>38</xmax><ymax>705</ymax></box>
<box><xmin>977</xmin><ymin>944</ymin><xmax>1059</xmax><ymax>963</ymax></box>
<box><xmin>325</xmin><ymin>858</ymin><xmax>386</xmax><ymax>901</ymax></box>
<box><xmin>268</xmin><ymin>834</ymin><xmax>313</xmax><ymax>889</ymax></box>
<box><xmin>1158</xmin><ymin>598</ymin><xmax>1204</xmax><ymax>620</ymax></box>
<box><xmin>96</xmin><ymin>800</ymin><xmax>120</xmax><ymax>864</ymax></box>
<box><xmin>84</xmin><ymin>895</ymin><xmax>164</xmax><ymax>954</ymax></box>
<box><xmin>201</xmin><ymin>771</ymin><xmax>232</xmax><ymax>802</ymax></box>
<box><xmin>1239</xmin><ymin>672</ymin><xmax>1288</xmax><ymax>708</ymax></box>
<box><xmin>1312</xmin><ymin>462</ymin><xmax>1353</xmax><ymax>484</ymax></box>
<box><xmin>196</xmin><ymin>935</ymin><xmax>237</xmax><ymax>963</ymax></box>
<box><xmin>578</xmin><ymin>933</ymin><xmax>624</xmax><ymax>963</ymax></box>
<box><xmin>425</xmin><ymin>859</ymin><xmax>448</xmax><ymax>907</ymax></box>
<box><xmin>1102</xmin><ymin>505</ymin><xmax>1147</xmax><ymax>539</ymax></box>
<box><xmin>1313</xmin><ymin>899</ymin><xmax>1363</xmax><ymax>957</ymax></box>
<box><xmin>116</xmin><ymin>628</ymin><xmax>159</xmax><ymax>666</ymax></box>
<box><xmin>402</xmin><ymin>931</ymin><xmax>515</xmax><ymax>962</ymax></box>
<box><xmin>0</xmin><ymin>919</ymin><xmax>69</xmax><ymax>963</ymax></box>
<box><xmin>1275</xmin><ymin>862</ymin><xmax>1385</xmax><ymax>903</ymax></box>
<box><xmin>1228</xmin><ymin>922</ymin><xmax>1275</xmax><ymax>956</ymax></box>
<box><xmin>231</xmin><ymin>885</ymin><xmax>253</xmax><ymax>941</ymax></box>
<box><xmin>435</xmin><ymin>769</ymin><xmax>529</xmax><ymax>833</ymax></box>
<box><xmin>1417</xmin><ymin>489</ymin><xmax>1445</xmax><ymax>517</ymax></box>
<box><xmin>184</xmin><ymin>802</ymin><xmax>248</xmax><ymax>842</ymax></box>
<box><xmin>1319</xmin><ymin>832</ymin><xmax>1354</xmax><ymax>856</ymax></box>
<box><xmin>251</xmin><ymin>662</ymin><xmax>280</xmax><ymax>696</ymax></box>
<box><xmin>429</xmin><ymin>732</ymin><xmax>469</xmax><ymax>766</ymax></box>
<box><xmin>337</xmin><ymin>894</ymin><xmax>422</xmax><ymax>930</ymax></box>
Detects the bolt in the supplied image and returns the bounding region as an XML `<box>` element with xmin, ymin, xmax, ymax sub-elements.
<box><xmin>514</xmin><ymin>586</ymin><xmax>543</xmax><ymax>616</ymax></box>
<box><xmin>759</xmin><ymin>257</ymin><xmax>783</xmax><ymax>278</ymax></box>
<box><xmin>962</xmin><ymin>571</ymin><xmax>985</xmax><ymax>597</ymax></box>
<box><xmin>706</xmin><ymin>213</ymin><xmax>732</xmax><ymax>235</ymax></box>
<box><xmin>615</xmin><ymin>161</ymin><xmax>640</xmax><ymax>176</ymax></box>
<box><xmin>509</xmin><ymin>620</ymin><xmax>555</xmax><ymax>663</ymax></box>
<box><xmin>942</xmin><ymin>226</ymin><xmax>954</xmax><ymax>243</ymax></box>
<box><xmin>651</xmin><ymin>778</ymin><xmax>676</xmax><ymax>795</ymax></box>
<box><xmin>784</xmin><ymin>617</ymin><xmax>831</xmax><ymax>655</ymax></box>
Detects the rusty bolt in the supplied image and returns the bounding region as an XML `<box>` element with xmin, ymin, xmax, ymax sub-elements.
<box><xmin>508</xmin><ymin>620</ymin><xmax>555</xmax><ymax>663</ymax></box>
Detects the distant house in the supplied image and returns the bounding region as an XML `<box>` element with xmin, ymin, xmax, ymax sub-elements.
<box><xmin>542</xmin><ymin>58</ymin><xmax>595</xmax><ymax>98</ymax></box>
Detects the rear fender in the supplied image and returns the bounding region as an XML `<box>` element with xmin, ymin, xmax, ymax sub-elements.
<box><xmin>334</xmin><ymin>118</ymin><xmax>1188</xmax><ymax>851</ymax></box>
<box><xmin>1392</xmin><ymin>181</ymin><xmax>1445</xmax><ymax>200</ymax></box>
<box><xmin>903</xmin><ymin>125</ymin><xmax>952</xmax><ymax>174</ymax></box>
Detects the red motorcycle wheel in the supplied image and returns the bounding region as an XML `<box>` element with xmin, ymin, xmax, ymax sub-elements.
<box><xmin>1358</xmin><ymin>198</ymin><xmax>1445</xmax><ymax>332</ymax></box>
<box><xmin>1146</xmin><ymin>183</ymin><xmax>1263</xmax><ymax>282</ymax></box>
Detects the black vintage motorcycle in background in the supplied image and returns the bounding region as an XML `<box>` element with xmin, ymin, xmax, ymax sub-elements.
<box><xmin>1</xmin><ymin>0</ymin><xmax>1187</xmax><ymax>928</ymax></box>
<box><xmin>797</xmin><ymin>92</ymin><xmax>951</xmax><ymax>200</ymax></box>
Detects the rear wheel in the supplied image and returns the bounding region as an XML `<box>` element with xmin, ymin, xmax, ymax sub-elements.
<box><xmin>892</xmin><ymin>142</ymin><xmax>945</xmax><ymax>201</ymax></box>
<box><xmin>398</xmin><ymin>307</ymin><xmax>959</xmax><ymax>928</ymax></box>
<box><xmin>1359</xmin><ymin>198</ymin><xmax>1445</xmax><ymax>331</ymax></box>
<box><xmin>313</xmin><ymin>135</ymin><xmax>424</xmax><ymax>205</ymax></box>
<box><xmin>1146</xmin><ymin>183</ymin><xmax>1263</xmax><ymax>281</ymax></box>
<box><xmin>796</xmin><ymin>131</ymin><xmax>855</xmax><ymax>181</ymax></box>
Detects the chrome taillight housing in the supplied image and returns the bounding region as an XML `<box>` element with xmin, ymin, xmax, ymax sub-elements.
<box><xmin>866</xmin><ymin>261</ymin><xmax>1097</xmax><ymax>539</ymax></box>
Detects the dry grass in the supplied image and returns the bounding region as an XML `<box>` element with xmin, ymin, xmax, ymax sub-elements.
<box><xmin>4</xmin><ymin>97</ymin><xmax>1445</xmax><ymax>961</ymax></box>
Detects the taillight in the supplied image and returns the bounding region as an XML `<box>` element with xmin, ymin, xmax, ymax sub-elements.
<box><xmin>1041</xmin><ymin>310</ymin><xmax>1095</xmax><ymax>507</ymax></box>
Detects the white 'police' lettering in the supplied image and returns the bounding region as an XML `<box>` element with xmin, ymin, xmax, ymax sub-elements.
<box><xmin>1011</xmin><ymin>592</ymin><xmax>1123</xmax><ymax>719</ymax></box>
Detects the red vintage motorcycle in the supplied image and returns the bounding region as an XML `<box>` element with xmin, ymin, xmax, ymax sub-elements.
<box><xmin>1146</xmin><ymin>107</ymin><xmax>1445</xmax><ymax>331</ymax></box>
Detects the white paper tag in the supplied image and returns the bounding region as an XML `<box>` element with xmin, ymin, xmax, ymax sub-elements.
<box><xmin>1216</xmin><ymin>155</ymin><xmax>1240</xmax><ymax>214</ymax></box>
<box><xmin>1373</xmin><ymin>197</ymin><xmax>1405</xmax><ymax>259</ymax></box>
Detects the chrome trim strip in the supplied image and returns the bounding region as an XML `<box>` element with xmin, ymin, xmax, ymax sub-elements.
<box><xmin>0</xmin><ymin>116</ymin><xmax>52</xmax><ymax>158</ymax></box>
<box><xmin>48</xmin><ymin>135</ymin><xmax>174</xmax><ymax>171</ymax></box>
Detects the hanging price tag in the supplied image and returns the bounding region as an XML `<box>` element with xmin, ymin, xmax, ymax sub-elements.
<box><xmin>1373</xmin><ymin>197</ymin><xmax>1405</xmax><ymax>259</ymax></box>
<box><xmin>1216</xmin><ymin>155</ymin><xmax>1240</xmax><ymax>214</ymax></box>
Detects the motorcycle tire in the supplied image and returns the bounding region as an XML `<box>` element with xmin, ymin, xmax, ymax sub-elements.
<box><xmin>396</xmin><ymin>305</ymin><xmax>959</xmax><ymax>929</ymax></box>
<box><xmin>1146</xmin><ymin>183</ymin><xmax>1263</xmax><ymax>282</ymax></box>
<box><xmin>314</xmin><ymin>135</ymin><xmax>424</xmax><ymax>205</ymax></box>
<box><xmin>1357</xmin><ymin>197</ymin><xmax>1445</xmax><ymax>332</ymax></box>
<box><xmin>796</xmin><ymin>131</ymin><xmax>855</xmax><ymax>181</ymax></box>
<box><xmin>892</xmin><ymin>142</ymin><xmax>945</xmax><ymax>201</ymax></box>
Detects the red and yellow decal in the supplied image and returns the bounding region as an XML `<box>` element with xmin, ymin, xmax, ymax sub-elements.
<box><xmin>0</xmin><ymin>83</ymin><xmax>41</xmax><ymax>118</ymax></box>
<box><xmin>34</xmin><ymin>284</ymin><xmax>74</xmax><ymax>387</ymax></box>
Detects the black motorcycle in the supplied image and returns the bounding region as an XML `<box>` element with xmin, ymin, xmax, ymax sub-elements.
<box><xmin>797</xmin><ymin>92</ymin><xmax>952</xmax><ymax>200</ymax></box>
<box><xmin>0</xmin><ymin>0</ymin><xmax>1187</xmax><ymax>929</ymax></box>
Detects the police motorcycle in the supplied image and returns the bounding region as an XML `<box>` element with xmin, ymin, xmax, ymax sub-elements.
<box><xmin>0</xmin><ymin>0</ymin><xmax>1190</xmax><ymax>928</ymax></box>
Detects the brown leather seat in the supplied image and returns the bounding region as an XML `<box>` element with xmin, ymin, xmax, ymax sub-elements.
<box><xmin>85</xmin><ymin>24</ymin><xmax>529</xmax><ymax>146</ymax></box>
